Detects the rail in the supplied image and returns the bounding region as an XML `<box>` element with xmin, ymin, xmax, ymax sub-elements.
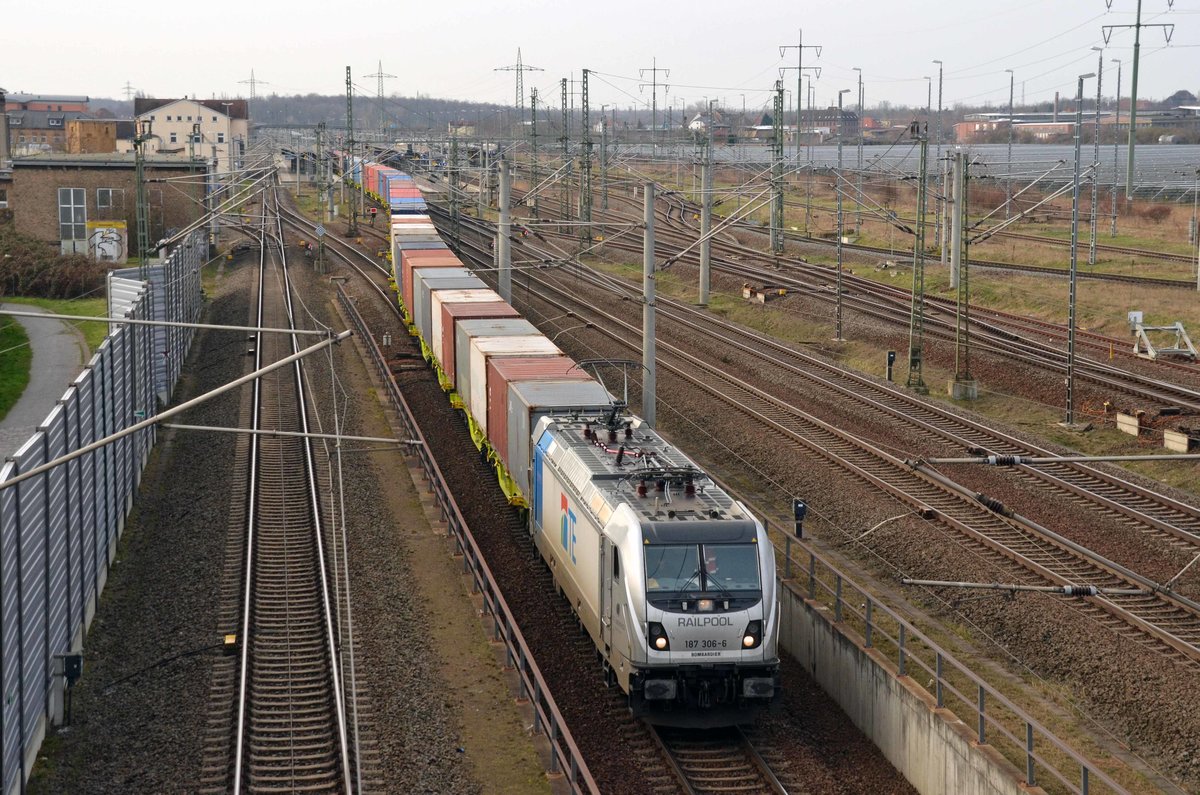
<box><xmin>335</xmin><ymin>284</ymin><xmax>599</xmax><ymax>794</ymax></box>
<box><xmin>441</xmin><ymin>203</ymin><xmax>1141</xmax><ymax>794</ymax></box>
<box><xmin>771</xmin><ymin>525</ymin><xmax>1131</xmax><ymax>795</ymax></box>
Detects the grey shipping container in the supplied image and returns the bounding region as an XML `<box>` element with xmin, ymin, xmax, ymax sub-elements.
<box><xmin>506</xmin><ymin>379</ymin><xmax>614</xmax><ymax>500</ymax></box>
<box><xmin>412</xmin><ymin>268</ymin><xmax>485</xmax><ymax>342</ymax></box>
<box><xmin>391</xmin><ymin>238</ymin><xmax>446</xmax><ymax>265</ymax></box>
<box><xmin>390</xmin><ymin>240</ymin><xmax>448</xmax><ymax>284</ymax></box>
<box><xmin>454</xmin><ymin>318</ymin><xmax>539</xmax><ymax>401</ymax></box>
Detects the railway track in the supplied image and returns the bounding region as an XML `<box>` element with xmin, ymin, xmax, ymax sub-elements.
<box><xmin>542</xmin><ymin>194</ymin><xmax>1200</xmax><ymax>411</ymax></box>
<box><xmin>443</xmin><ymin>208</ymin><xmax>1200</xmax><ymax>669</ymax></box>
<box><xmin>987</xmin><ymin>230</ymin><xmax>1199</xmax><ymax>266</ymax></box>
<box><xmin>279</xmin><ymin>196</ymin><xmax>811</xmax><ymax>795</ymax></box>
<box><xmin>641</xmin><ymin>165</ymin><xmax>1199</xmax><ymax>279</ymax></box>
<box><xmin>652</xmin><ymin>727</ymin><xmax>793</xmax><ymax>794</ymax></box>
<box><xmin>201</xmin><ymin>184</ymin><xmax>356</xmax><ymax>793</ymax></box>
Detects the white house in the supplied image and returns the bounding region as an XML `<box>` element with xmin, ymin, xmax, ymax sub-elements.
<box><xmin>129</xmin><ymin>97</ymin><xmax>249</xmax><ymax>172</ymax></box>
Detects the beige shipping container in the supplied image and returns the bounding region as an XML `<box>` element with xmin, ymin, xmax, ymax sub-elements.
<box><xmin>430</xmin><ymin>288</ymin><xmax>501</xmax><ymax>366</ymax></box>
<box><xmin>467</xmin><ymin>335</ymin><xmax>561</xmax><ymax>433</ymax></box>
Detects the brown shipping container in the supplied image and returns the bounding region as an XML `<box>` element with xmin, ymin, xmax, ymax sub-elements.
<box><xmin>440</xmin><ymin>301</ymin><xmax>520</xmax><ymax>383</ymax></box>
<box><xmin>486</xmin><ymin>356</ymin><xmax>590</xmax><ymax>468</ymax></box>
<box><xmin>401</xmin><ymin>251</ymin><xmax>462</xmax><ymax>309</ymax></box>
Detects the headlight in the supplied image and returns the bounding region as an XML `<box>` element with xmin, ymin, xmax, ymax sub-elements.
<box><xmin>648</xmin><ymin>622</ymin><xmax>670</xmax><ymax>651</ymax></box>
<box><xmin>742</xmin><ymin>620</ymin><xmax>762</xmax><ymax>650</ymax></box>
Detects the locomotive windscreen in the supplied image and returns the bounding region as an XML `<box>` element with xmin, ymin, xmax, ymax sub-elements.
<box><xmin>644</xmin><ymin>543</ymin><xmax>761</xmax><ymax>594</ymax></box>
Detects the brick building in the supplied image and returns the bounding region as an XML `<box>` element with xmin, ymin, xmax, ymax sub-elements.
<box><xmin>7</xmin><ymin>110</ymin><xmax>94</xmax><ymax>154</ymax></box>
<box><xmin>4</xmin><ymin>93</ymin><xmax>90</xmax><ymax>113</ymax></box>
<box><xmin>67</xmin><ymin>119</ymin><xmax>117</xmax><ymax>153</ymax></box>
<box><xmin>10</xmin><ymin>153</ymin><xmax>208</xmax><ymax>258</ymax></box>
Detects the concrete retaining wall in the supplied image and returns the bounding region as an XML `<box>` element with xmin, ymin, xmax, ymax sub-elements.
<box><xmin>778</xmin><ymin>583</ymin><xmax>1045</xmax><ymax>795</ymax></box>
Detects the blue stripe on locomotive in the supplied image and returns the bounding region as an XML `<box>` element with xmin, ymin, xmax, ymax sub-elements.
<box><xmin>532</xmin><ymin>431</ymin><xmax>553</xmax><ymax>534</ymax></box>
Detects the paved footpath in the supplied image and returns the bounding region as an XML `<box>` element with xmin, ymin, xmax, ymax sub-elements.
<box><xmin>0</xmin><ymin>304</ymin><xmax>89</xmax><ymax>461</ymax></box>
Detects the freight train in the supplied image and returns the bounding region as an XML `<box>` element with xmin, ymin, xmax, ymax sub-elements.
<box><xmin>350</xmin><ymin>158</ymin><xmax>780</xmax><ymax>726</ymax></box>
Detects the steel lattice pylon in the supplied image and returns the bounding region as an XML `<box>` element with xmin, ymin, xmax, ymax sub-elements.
<box><xmin>771</xmin><ymin>81</ymin><xmax>785</xmax><ymax>255</ymax></box>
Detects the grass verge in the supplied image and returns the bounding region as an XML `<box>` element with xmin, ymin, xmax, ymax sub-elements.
<box><xmin>0</xmin><ymin>317</ymin><xmax>32</xmax><ymax>422</ymax></box>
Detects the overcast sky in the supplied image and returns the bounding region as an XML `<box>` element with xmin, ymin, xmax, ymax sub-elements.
<box><xmin>5</xmin><ymin>1</ymin><xmax>1198</xmax><ymax>115</ymax></box>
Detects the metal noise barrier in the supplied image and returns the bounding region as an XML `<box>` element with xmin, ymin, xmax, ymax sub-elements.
<box><xmin>0</xmin><ymin>230</ymin><xmax>205</xmax><ymax>793</ymax></box>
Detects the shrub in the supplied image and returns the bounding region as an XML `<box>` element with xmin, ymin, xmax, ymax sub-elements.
<box><xmin>1136</xmin><ymin>204</ymin><xmax>1172</xmax><ymax>224</ymax></box>
<box><xmin>0</xmin><ymin>224</ymin><xmax>110</xmax><ymax>299</ymax></box>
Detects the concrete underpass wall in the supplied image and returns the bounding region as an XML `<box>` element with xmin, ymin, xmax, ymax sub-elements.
<box><xmin>778</xmin><ymin>584</ymin><xmax>1043</xmax><ymax>795</ymax></box>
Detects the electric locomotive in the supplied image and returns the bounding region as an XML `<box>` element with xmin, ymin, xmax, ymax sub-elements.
<box><xmin>529</xmin><ymin>409</ymin><xmax>780</xmax><ymax>727</ymax></box>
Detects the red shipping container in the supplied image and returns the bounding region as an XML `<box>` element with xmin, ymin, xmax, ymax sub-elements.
<box><xmin>486</xmin><ymin>356</ymin><xmax>590</xmax><ymax>467</ymax></box>
<box><xmin>401</xmin><ymin>251</ymin><xmax>460</xmax><ymax>309</ymax></box>
<box><xmin>440</xmin><ymin>301</ymin><xmax>521</xmax><ymax>384</ymax></box>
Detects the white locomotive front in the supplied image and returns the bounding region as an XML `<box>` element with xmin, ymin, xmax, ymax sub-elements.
<box><xmin>529</xmin><ymin>411</ymin><xmax>780</xmax><ymax>727</ymax></box>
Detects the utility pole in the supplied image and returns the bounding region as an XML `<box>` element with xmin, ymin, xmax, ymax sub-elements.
<box><xmin>699</xmin><ymin>99</ymin><xmax>714</xmax><ymax>305</ymax></box>
<box><xmin>779</xmin><ymin>32</ymin><xmax>822</xmax><ymax>163</ymax></box>
<box><xmin>771</xmin><ymin>80</ymin><xmax>785</xmax><ymax>255</ymax></box>
<box><xmin>835</xmin><ymin>88</ymin><xmax>850</xmax><ymax>341</ymax></box>
<box><xmin>643</xmin><ymin>182</ymin><xmax>657</xmax><ymax>427</ymax></box>
<box><xmin>1111</xmin><ymin>58</ymin><xmax>1122</xmax><ymax>236</ymax></box>
<box><xmin>906</xmin><ymin>122</ymin><xmax>929</xmax><ymax>393</ymax></box>
<box><xmin>853</xmin><ymin>67</ymin><xmax>864</xmax><ymax>236</ymax></box>
<box><xmin>600</xmin><ymin>105</ymin><xmax>609</xmax><ymax>211</ymax></box>
<box><xmin>1089</xmin><ymin>49</ymin><xmax>1104</xmax><ymax>266</ymax></box>
<box><xmin>932</xmin><ymin>60</ymin><xmax>944</xmax><ymax>251</ymax></box>
<box><xmin>1067</xmin><ymin>71</ymin><xmax>1096</xmax><ymax>425</ymax></box>
<box><xmin>1102</xmin><ymin>0</ymin><xmax>1175</xmax><ymax>199</ymax></box>
<box><xmin>478</xmin><ymin>147</ymin><xmax>489</xmax><ymax>217</ymax></box>
<box><xmin>450</xmin><ymin>135</ymin><xmax>460</xmax><ymax>248</ymax></box>
<box><xmin>948</xmin><ymin>155</ymin><xmax>960</xmax><ymax>293</ymax></box>
<box><xmin>580</xmin><ymin>68</ymin><xmax>593</xmax><ymax>245</ymax></box>
<box><xmin>638</xmin><ymin>58</ymin><xmax>670</xmax><ymax>150</ymax></box>
<box><xmin>495</xmin><ymin>48</ymin><xmax>543</xmax><ymax>138</ymax></box>
<box><xmin>941</xmin><ymin>154</ymin><xmax>951</xmax><ymax>275</ymax></box>
<box><xmin>345</xmin><ymin>66</ymin><xmax>358</xmax><ymax>236</ymax></box>
<box><xmin>560</xmin><ymin>78</ymin><xmax>570</xmax><ymax>221</ymax></box>
<box><xmin>950</xmin><ymin>150</ymin><xmax>976</xmax><ymax>400</ymax></box>
<box><xmin>122</xmin><ymin>81</ymin><xmax>136</xmax><ymax>101</ymax></box>
<box><xmin>316</xmin><ymin>123</ymin><xmax>331</xmax><ymax>224</ymax></box>
<box><xmin>804</xmin><ymin>78</ymin><xmax>814</xmax><ymax>234</ymax></box>
<box><xmin>1005</xmin><ymin>69</ymin><xmax>1015</xmax><ymax>220</ymax></box>
<box><xmin>530</xmin><ymin>88</ymin><xmax>540</xmax><ymax>217</ymax></box>
<box><xmin>499</xmin><ymin>159</ymin><xmax>512</xmax><ymax>302</ymax></box>
<box><xmin>134</xmin><ymin>119</ymin><xmax>152</xmax><ymax>277</ymax></box>
<box><xmin>188</xmin><ymin>122</ymin><xmax>199</xmax><ymax>178</ymax></box>
<box><xmin>364</xmin><ymin>61</ymin><xmax>396</xmax><ymax>133</ymax></box>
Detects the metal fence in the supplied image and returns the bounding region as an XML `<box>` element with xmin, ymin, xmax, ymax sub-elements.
<box><xmin>773</xmin><ymin>527</ymin><xmax>1131</xmax><ymax>795</ymax></box>
<box><xmin>0</xmin><ymin>232</ymin><xmax>204</xmax><ymax>795</ymax></box>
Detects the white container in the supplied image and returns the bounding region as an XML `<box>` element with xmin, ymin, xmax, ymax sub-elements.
<box><xmin>430</xmin><ymin>289</ymin><xmax>501</xmax><ymax>367</ymax></box>
<box><xmin>467</xmin><ymin>335</ymin><xmax>561</xmax><ymax>432</ymax></box>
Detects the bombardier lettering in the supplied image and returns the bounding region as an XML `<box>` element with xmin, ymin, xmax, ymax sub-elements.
<box><xmin>677</xmin><ymin>616</ymin><xmax>733</xmax><ymax>627</ymax></box>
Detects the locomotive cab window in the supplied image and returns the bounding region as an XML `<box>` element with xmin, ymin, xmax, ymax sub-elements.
<box><xmin>702</xmin><ymin>544</ymin><xmax>761</xmax><ymax>591</ymax></box>
<box><xmin>644</xmin><ymin>544</ymin><xmax>760</xmax><ymax>594</ymax></box>
<box><xmin>644</xmin><ymin>545</ymin><xmax>699</xmax><ymax>593</ymax></box>
<box><xmin>612</xmin><ymin>549</ymin><xmax>620</xmax><ymax>579</ymax></box>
